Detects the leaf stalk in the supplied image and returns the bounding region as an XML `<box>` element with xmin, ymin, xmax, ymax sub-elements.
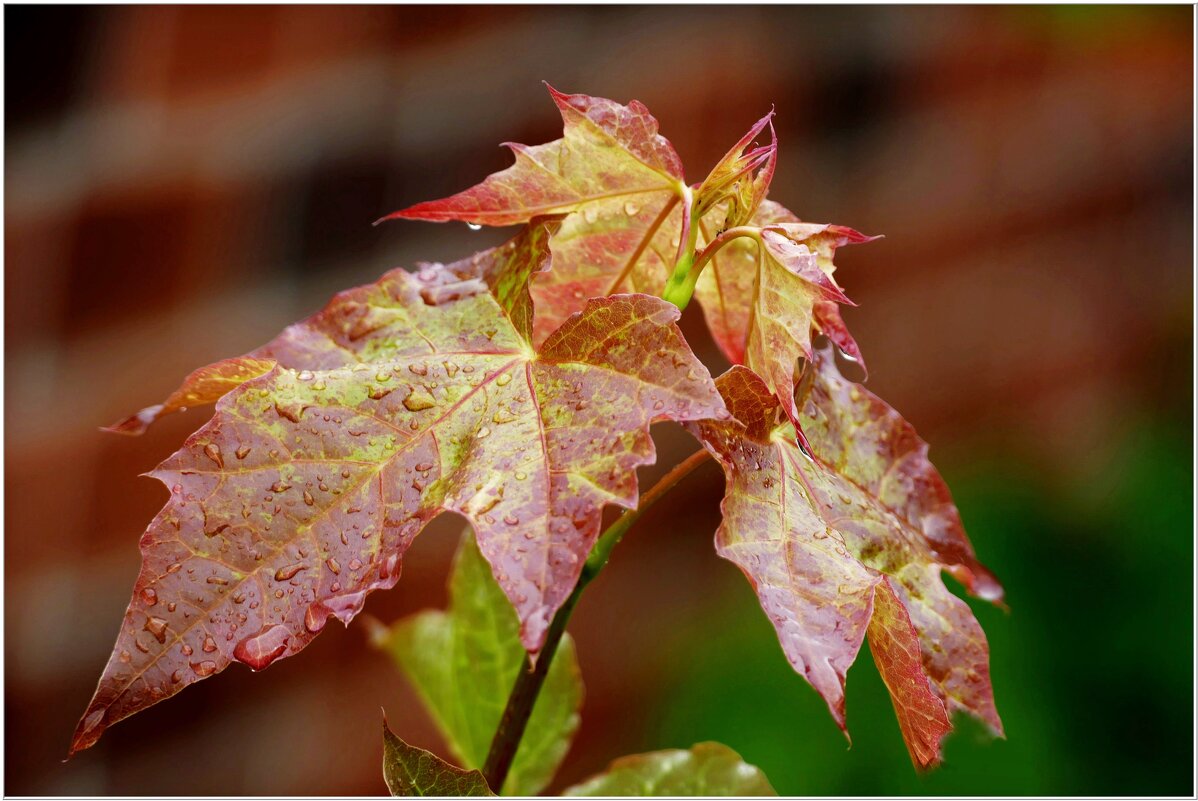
<box><xmin>481</xmin><ymin>449</ymin><xmax>713</xmax><ymax>792</ymax></box>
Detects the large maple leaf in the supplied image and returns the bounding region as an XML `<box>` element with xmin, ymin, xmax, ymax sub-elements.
<box><xmin>73</xmin><ymin>225</ymin><xmax>727</xmax><ymax>755</ymax></box>
<box><xmin>690</xmin><ymin>349</ymin><xmax>1002</xmax><ymax>768</ymax></box>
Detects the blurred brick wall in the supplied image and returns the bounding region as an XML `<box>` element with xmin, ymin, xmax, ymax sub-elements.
<box><xmin>5</xmin><ymin>5</ymin><xmax>1191</xmax><ymax>795</ymax></box>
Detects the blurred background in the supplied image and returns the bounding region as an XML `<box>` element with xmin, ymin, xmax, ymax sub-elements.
<box><xmin>4</xmin><ymin>4</ymin><xmax>1193</xmax><ymax>796</ymax></box>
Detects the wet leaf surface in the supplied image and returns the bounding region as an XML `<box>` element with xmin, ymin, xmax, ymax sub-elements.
<box><xmin>690</xmin><ymin>348</ymin><xmax>1002</xmax><ymax>767</ymax></box>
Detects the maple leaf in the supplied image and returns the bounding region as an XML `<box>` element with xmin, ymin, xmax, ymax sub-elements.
<box><xmin>379</xmin><ymin>86</ymin><xmax>785</xmax><ymax>347</ymax></box>
<box><xmin>73</xmin><ymin>226</ymin><xmax>726</xmax><ymax>755</ymax></box>
<box><xmin>563</xmin><ymin>742</ymin><xmax>777</xmax><ymax>796</ymax></box>
<box><xmin>381</xmin><ymin>84</ymin><xmax>685</xmax><ymax>229</ymax></box>
<box><xmin>383</xmin><ymin>718</ymin><xmax>495</xmax><ymax>797</ymax></box>
<box><xmin>383</xmin><ymin>84</ymin><xmax>689</xmax><ymax>346</ymax></box>
<box><xmin>372</xmin><ymin>528</ymin><xmax>582</xmax><ymax>795</ymax></box>
<box><xmin>689</xmin><ymin>350</ymin><xmax>1002</xmax><ymax>768</ymax></box>
<box><xmin>693</xmin><ymin>200</ymin><xmax>875</xmax><ymax>422</ymax></box>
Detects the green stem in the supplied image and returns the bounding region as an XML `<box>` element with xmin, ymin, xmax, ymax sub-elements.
<box><xmin>481</xmin><ymin>449</ymin><xmax>713</xmax><ymax>792</ymax></box>
<box><xmin>663</xmin><ymin>221</ymin><xmax>762</xmax><ymax>311</ymax></box>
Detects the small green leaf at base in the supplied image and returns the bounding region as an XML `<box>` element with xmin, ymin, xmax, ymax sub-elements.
<box><xmin>383</xmin><ymin>718</ymin><xmax>495</xmax><ymax>797</ymax></box>
<box><xmin>372</xmin><ymin>529</ymin><xmax>583</xmax><ymax>795</ymax></box>
<box><xmin>563</xmin><ymin>742</ymin><xmax>777</xmax><ymax>796</ymax></box>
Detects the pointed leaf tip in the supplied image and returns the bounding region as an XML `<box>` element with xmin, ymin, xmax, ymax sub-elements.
<box><xmin>383</xmin><ymin>717</ymin><xmax>495</xmax><ymax>796</ymax></box>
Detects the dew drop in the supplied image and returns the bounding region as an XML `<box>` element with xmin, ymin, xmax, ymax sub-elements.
<box><xmin>140</xmin><ymin>587</ymin><xmax>158</xmax><ymax>606</ymax></box>
<box><xmin>274</xmin><ymin>563</ymin><xmax>307</xmax><ymax>581</ymax></box>
<box><xmin>402</xmin><ymin>388</ymin><xmax>437</xmax><ymax>411</ymax></box>
<box><xmin>202</xmin><ymin>636</ymin><xmax>217</xmax><ymax>653</ymax></box>
<box><xmin>496</xmin><ymin>372</ymin><xmax>512</xmax><ymax>387</ymax></box>
<box><xmin>303</xmin><ymin>490</ymin><xmax>315</xmax><ymax>506</ymax></box>
<box><xmin>191</xmin><ymin>660</ymin><xmax>218</xmax><ymax>677</ymax></box>
<box><xmin>143</xmin><ymin>616</ymin><xmax>168</xmax><ymax>644</ymax></box>
<box><xmin>203</xmin><ymin>443</ymin><xmax>224</xmax><ymax>468</ymax></box>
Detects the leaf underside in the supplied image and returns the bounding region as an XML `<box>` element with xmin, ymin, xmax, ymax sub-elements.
<box><xmin>563</xmin><ymin>742</ymin><xmax>777</xmax><ymax>796</ymax></box>
<box><xmin>374</xmin><ymin>528</ymin><xmax>582</xmax><ymax>796</ymax></box>
<box><xmin>383</xmin><ymin>719</ymin><xmax>495</xmax><ymax>797</ymax></box>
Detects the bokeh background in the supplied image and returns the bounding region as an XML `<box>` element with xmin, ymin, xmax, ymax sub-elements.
<box><xmin>5</xmin><ymin>4</ymin><xmax>1193</xmax><ymax>796</ymax></box>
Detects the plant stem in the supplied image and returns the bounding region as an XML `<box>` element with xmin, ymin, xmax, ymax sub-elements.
<box><xmin>481</xmin><ymin>449</ymin><xmax>713</xmax><ymax>792</ymax></box>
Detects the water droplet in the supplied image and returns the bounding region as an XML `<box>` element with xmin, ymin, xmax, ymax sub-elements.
<box><xmin>466</xmin><ymin>222</ymin><xmax>482</xmax><ymax>231</ymax></box>
<box><xmin>203</xmin><ymin>443</ymin><xmax>224</xmax><ymax>468</ymax></box>
<box><xmin>202</xmin><ymin>636</ymin><xmax>217</xmax><ymax>653</ymax></box>
<box><xmin>408</xmin><ymin>362</ymin><xmax>429</xmax><ymax>377</ymax></box>
<box><xmin>191</xmin><ymin>660</ymin><xmax>218</xmax><ymax>677</ymax></box>
<box><xmin>140</xmin><ymin>587</ymin><xmax>158</xmax><ymax>606</ymax></box>
<box><xmin>235</xmin><ymin>445</ymin><xmax>251</xmax><ymax>460</ymax></box>
<box><xmin>143</xmin><ymin>616</ymin><xmax>168</xmax><ymax>643</ymax></box>
<box><xmin>181</xmin><ymin>643</ymin><xmax>193</xmax><ymax>656</ymax></box>
<box><xmin>348</xmin><ymin>559</ymin><xmax>363</xmax><ymax>571</ymax></box>
<box><xmin>326</xmin><ymin>557</ymin><xmax>341</xmax><ymax>574</ymax></box>
<box><xmin>206</xmin><ymin>576</ymin><xmax>228</xmax><ymax>585</ymax></box>
<box><xmin>503</xmin><ymin>513</ymin><xmax>520</xmax><ymax>526</ymax></box>
<box><xmin>271</xmin><ymin>481</ymin><xmax>291</xmax><ymax>493</ymax></box>
<box><xmin>297</xmin><ymin>370</ymin><xmax>315</xmax><ymax>381</ymax></box>
<box><xmin>624</xmin><ymin>201</ymin><xmax>640</xmax><ymax>216</ymax></box>
<box><xmin>496</xmin><ymin>372</ymin><xmax>512</xmax><ymax>387</ymax></box>
<box><xmin>303</xmin><ymin>490</ymin><xmax>315</xmax><ymax>506</ymax></box>
<box><xmin>476</xmin><ymin>426</ymin><xmax>491</xmax><ymax>439</ymax></box>
<box><xmin>274</xmin><ymin>563</ymin><xmax>307</xmax><ymax>581</ymax></box>
<box><xmin>402</xmin><ymin>389</ymin><xmax>437</xmax><ymax>411</ymax></box>
<box><xmin>514</xmin><ymin>471</ymin><xmax>527</xmax><ymax>481</ymax></box>
<box><xmin>414</xmin><ymin>461</ymin><xmax>433</xmax><ymax>472</ymax></box>
<box><xmin>653</xmin><ymin>399</ymin><xmax>665</xmax><ymax>410</ymax></box>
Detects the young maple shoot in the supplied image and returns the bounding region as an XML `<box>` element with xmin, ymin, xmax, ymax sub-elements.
<box><xmin>72</xmin><ymin>85</ymin><xmax>1003</xmax><ymax>795</ymax></box>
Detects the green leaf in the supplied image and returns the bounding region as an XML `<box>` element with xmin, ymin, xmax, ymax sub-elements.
<box><xmin>383</xmin><ymin>718</ymin><xmax>495</xmax><ymax>797</ymax></box>
<box><xmin>564</xmin><ymin>742</ymin><xmax>777</xmax><ymax>796</ymax></box>
<box><xmin>373</xmin><ymin>529</ymin><xmax>582</xmax><ymax>795</ymax></box>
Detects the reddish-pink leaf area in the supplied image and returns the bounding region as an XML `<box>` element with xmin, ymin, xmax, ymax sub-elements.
<box><xmin>690</xmin><ymin>349</ymin><xmax>1001</xmax><ymax>767</ymax></box>
<box><xmin>73</xmin><ymin>225</ymin><xmax>726</xmax><ymax>755</ymax></box>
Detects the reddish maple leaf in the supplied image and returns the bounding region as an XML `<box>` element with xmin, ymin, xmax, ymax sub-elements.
<box><xmin>380</xmin><ymin>86</ymin><xmax>784</xmax><ymax>348</ymax></box>
<box><xmin>73</xmin><ymin>224</ymin><xmax>726</xmax><ymax>755</ymax></box>
<box><xmin>690</xmin><ymin>350</ymin><xmax>1001</xmax><ymax>768</ymax></box>
<box><xmin>693</xmin><ymin>200</ymin><xmax>875</xmax><ymax>422</ymax></box>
